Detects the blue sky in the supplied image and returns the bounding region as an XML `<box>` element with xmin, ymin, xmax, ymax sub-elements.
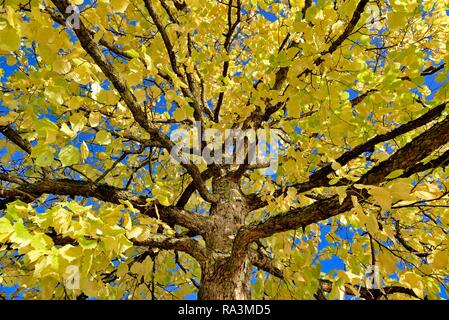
<box><xmin>1</xmin><ymin>2</ymin><xmax>449</xmax><ymax>300</ymax></box>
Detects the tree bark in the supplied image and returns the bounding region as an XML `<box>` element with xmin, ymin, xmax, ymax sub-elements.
<box><xmin>198</xmin><ymin>255</ymin><xmax>252</xmax><ymax>300</ymax></box>
<box><xmin>198</xmin><ymin>176</ymin><xmax>252</xmax><ymax>300</ymax></box>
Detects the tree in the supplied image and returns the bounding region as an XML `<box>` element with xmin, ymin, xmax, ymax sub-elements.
<box><xmin>1</xmin><ymin>0</ymin><xmax>449</xmax><ymax>300</ymax></box>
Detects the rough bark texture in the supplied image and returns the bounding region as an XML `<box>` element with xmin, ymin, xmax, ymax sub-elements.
<box><xmin>2</xmin><ymin>0</ymin><xmax>448</xmax><ymax>301</ymax></box>
<box><xmin>198</xmin><ymin>176</ymin><xmax>252</xmax><ymax>300</ymax></box>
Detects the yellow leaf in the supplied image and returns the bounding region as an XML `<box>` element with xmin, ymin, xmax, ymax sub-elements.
<box><xmin>331</xmin><ymin>160</ymin><xmax>342</xmax><ymax>171</ymax></box>
<box><xmin>88</xmin><ymin>111</ymin><xmax>101</xmax><ymax>127</ymax></box>
<box><xmin>400</xmin><ymin>272</ymin><xmax>424</xmax><ymax>298</ymax></box>
<box><xmin>431</xmin><ymin>251</ymin><xmax>449</xmax><ymax>270</ymax></box>
<box><xmin>0</xmin><ymin>28</ymin><xmax>21</xmax><ymax>52</ymax></box>
<box><xmin>367</xmin><ymin>186</ymin><xmax>392</xmax><ymax>211</ymax></box>
<box><xmin>81</xmin><ymin>141</ymin><xmax>89</xmax><ymax>160</ymax></box>
<box><xmin>414</xmin><ymin>190</ymin><xmax>435</xmax><ymax>200</ymax></box>
<box><xmin>335</xmin><ymin>186</ymin><xmax>347</xmax><ymax>205</ymax></box>
<box><xmin>53</xmin><ymin>58</ymin><xmax>72</xmax><ymax>74</ymax></box>
<box><xmin>59</xmin><ymin>245</ymin><xmax>83</xmax><ymax>263</ymax></box>
<box><xmin>59</xmin><ymin>145</ymin><xmax>81</xmax><ymax>167</ymax></box>
<box><xmin>94</xmin><ymin>130</ymin><xmax>112</xmax><ymax>145</ymax></box>
<box><xmin>117</xmin><ymin>263</ymin><xmax>128</xmax><ymax>278</ymax></box>
<box><xmin>173</xmin><ymin>108</ymin><xmax>186</xmax><ymax>122</ymax></box>
<box><xmin>123</xmin><ymin>213</ymin><xmax>132</xmax><ymax>231</ymax></box>
<box><xmin>127</xmin><ymin>226</ymin><xmax>144</xmax><ymax>239</ymax></box>
<box><xmin>110</xmin><ymin>0</ymin><xmax>129</xmax><ymax>12</ymax></box>
<box><xmin>351</xmin><ymin>196</ymin><xmax>364</xmax><ymax>215</ymax></box>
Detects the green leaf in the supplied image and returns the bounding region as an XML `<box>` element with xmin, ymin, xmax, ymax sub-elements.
<box><xmin>78</xmin><ymin>237</ymin><xmax>98</xmax><ymax>250</ymax></box>
<box><xmin>59</xmin><ymin>145</ymin><xmax>81</xmax><ymax>167</ymax></box>
<box><xmin>10</xmin><ymin>220</ymin><xmax>31</xmax><ymax>246</ymax></box>
<box><xmin>385</xmin><ymin>169</ymin><xmax>404</xmax><ymax>179</ymax></box>
<box><xmin>94</xmin><ymin>130</ymin><xmax>112</xmax><ymax>146</ymax></box>
<box><xmin>0</xmin><ymin>218</ymin><xmax>13</xmax><ymax>235</ymax></box>
<box><xmin>125</xmin><ymin>49</ymin><xmax>140</xmax><ymax>59</ymax></box>
<box><xmin>6</xmin><ymin>200</ymin><xmax>32</xmax><ymax>219</ymax></box>
<box><xmin>32</xmin><ymin>145</ymin><xmax>56</xmax><ymax>167</ymax></box>
<box><xmin>69</xmin><ymin>113</ymin><xmax>87</xmax><ymax>134</ymax></box>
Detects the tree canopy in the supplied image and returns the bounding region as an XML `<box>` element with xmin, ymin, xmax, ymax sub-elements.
<box><xmin>1</xmin><ymin>0</ymin><xmax>449</xmax><ymax>300</ymax></box>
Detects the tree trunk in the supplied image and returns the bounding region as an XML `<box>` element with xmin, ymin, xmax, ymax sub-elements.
<box><xmin>198</xmin><ymin>176</ymin><xmax>252</xmax><ymax>300</ymax></box>
<box><xmin>198</xmin><ymin>255</ymin><xmax>252</xmax><ymax>300</ymax></box>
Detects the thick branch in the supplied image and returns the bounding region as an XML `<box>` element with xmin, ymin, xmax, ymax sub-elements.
<box><xmin>249</xmin><ymin>249</ymin><xmax>283</xmax><ymax>279</ymax></box>
<box><xmin>50</xmin><ymin>0</ymin><xmax>216</xmax><ymax>204</ymax></box>
<box><xmin>316</xmin><ymin>279</ymin><xmax>420</xmax><ymax>300</ymax></box>
<box><xmin>0</xmin><ymin>178</ymin><xmax>208</xmax><ymax>234</ymax></box>
<box><xmin>50</xmin><ymin>0</ymin><xmax>155</xmax><ymax>135</ymax></box>
<box><xmin>308</xmin><ymin>102</ymin><xmax>447</xmax><ymax>190</ymax></box>
<box><xmin>231</xmin><ymin>113</ymin><xmax>449</xmax><ymax>262</ymax></box>
<box><xmin>143</xmin><ymin>0</ymin><xmax>205</xmax><ymax>123</ymax></box>
<box><xmin>45</xmin><ymin>225</ymin><xmax>206</xmax><ymax>264</ymax></box>
<box><xmin>176</xmin><ymin>167</ymin><xmax>216</xmax><ymax>208</ymax></box>
<box><xmin>251</xmin><ymin>101</ymin><xmax>448</xmax><ymax>208</ymax></box>
<box><xmin>0</xmin><ymin>125</ymin><xmax>31</xmax><ymax>154</ymax></box>
<box><xmin>250</xmin><ymin>251</ymin><xmax>419</xmax><ymax>300</ymax></box>
<box><xmin>132</xmin><ymin>235</ymin><xmax>207</xmax><ymax>265</ymax></box>
<box><xmin>400</xmin><ymin>148</ymin><xmax>449</xmax><ymax>178</ymax></box>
